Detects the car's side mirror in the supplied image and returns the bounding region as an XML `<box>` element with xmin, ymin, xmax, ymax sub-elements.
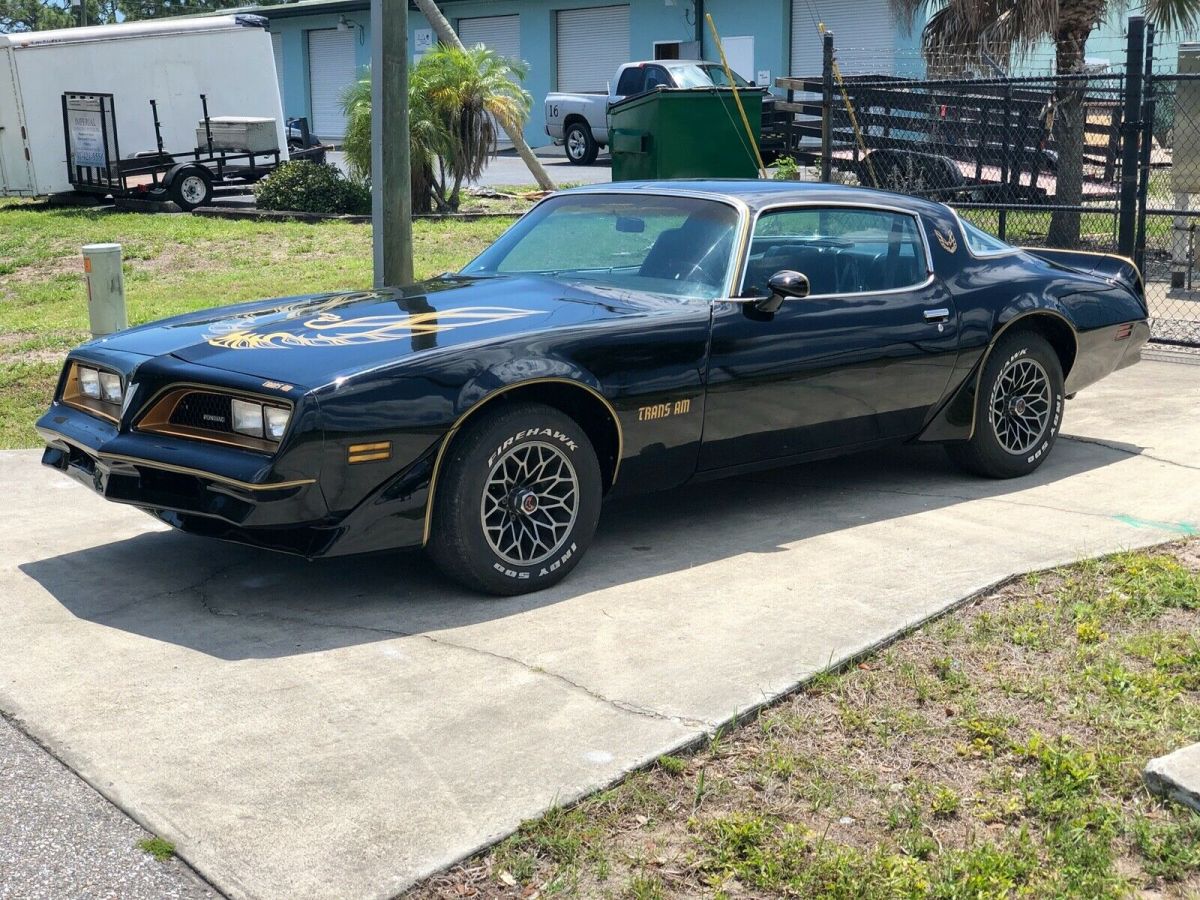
<box><xmin>756</xmin><ymin>270</ymin><xmax>810</xmax><ymax>313</ymax></box>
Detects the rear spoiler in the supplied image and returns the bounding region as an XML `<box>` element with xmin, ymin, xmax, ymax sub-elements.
<box><xmin>1022</xmin><ymin>247</ymin><xmax>1144</xmax><ymax>302</ymax></box>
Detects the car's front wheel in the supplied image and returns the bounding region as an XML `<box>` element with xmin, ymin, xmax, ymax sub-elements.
<box><xmin>946</xmin><ymin>329</ymin><xmax>1064</xmax><ymax>478</ymax></box>
<box><xmin>428</xmin><ymin>402</ymin><xmax>603</xmax><ymax>595</ymax></box>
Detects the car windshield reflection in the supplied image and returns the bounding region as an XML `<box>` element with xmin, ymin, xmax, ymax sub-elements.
<box><xmin>461</xmin><ymin>193</ymin><xmax>741</xmax><ymax>300</ymax></box>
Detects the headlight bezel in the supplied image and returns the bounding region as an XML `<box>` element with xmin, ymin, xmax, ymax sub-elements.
<box><xmin>62</xmin><ymin>361</ymin><xmax>124</xmax><ymax>423</ymax></box>
<box><xmin>135</xmin><ymin>384</ymin><xmax>295</xmax><ymax>453</ymax></box>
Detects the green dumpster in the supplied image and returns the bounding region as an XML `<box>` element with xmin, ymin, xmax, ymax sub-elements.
<box><xmin>608</xmin><ymin>87</ymin><xmax>763</xmax><ymax>181</ymax></box>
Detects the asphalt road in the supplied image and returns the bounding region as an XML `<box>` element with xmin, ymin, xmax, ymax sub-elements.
<box><xmin>0</xmin><ymin>359</ymin><xmax>1196</xmax><ymax>899</ymax></box>
<box><xmin>0</xmin><ymin>714</ymin><xmax>216</xmax><ymax>899</ymax></box>
<box><xmin>323</xmin><ymin>145</ymin><xmax>613</xmax><ymax>188</ymax></box>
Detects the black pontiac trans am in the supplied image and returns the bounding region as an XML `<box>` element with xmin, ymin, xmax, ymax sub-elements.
<box><xmin>37</xmin><ymin>182</ymin><xmax>1148</xmax><ymax>594</ymax></box>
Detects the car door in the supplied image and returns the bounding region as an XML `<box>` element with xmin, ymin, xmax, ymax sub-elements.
<box><xmin>698</xmin><ymin>204</ymin><xmax>960</xmax><ymax>471</ymax></box>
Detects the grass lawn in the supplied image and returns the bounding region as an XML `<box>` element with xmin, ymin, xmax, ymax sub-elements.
<box><xmin>0</xmin><ymin>200</ymin><xmax>513</xmax><ymax>448</ymax></box>
<box><xmin>415</xmin><ymin>544</ymin><xmax>1200</xmax><ymax>899</ymax></box>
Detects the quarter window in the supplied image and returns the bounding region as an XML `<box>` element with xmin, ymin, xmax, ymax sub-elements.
<box><xmin>960</xmin><ymin>218</ymin><xmax>1014</xmax><ymax>256</ymax></box>
<box><xmin>743</xmin><ymin>207</ymin><xmax>928</xmax><ymax>296</ymax></box>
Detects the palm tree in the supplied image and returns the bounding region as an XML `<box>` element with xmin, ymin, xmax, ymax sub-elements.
<box><xmin>341</xmin><ymin>46</ymin><xmax>532</xmax><ymax>212</ymax></box>
<box><xmin>411</xmin><ymin>0</ymin><xmax>555</xmax><ymax>191</ymax></box>
<box><xmin>890</xmin><ymin>0</ymin><xmax>1200</xmax><ymax>247</ymax></box>
<box><xmin>413</xmin><ymin>44</ymin><xmax>533</xmax><ymax>210</ymax></box>
<box><xmin>341</xmin><ymin>69</ymin><xmax>437</xmax><ymax>213</ymax></box>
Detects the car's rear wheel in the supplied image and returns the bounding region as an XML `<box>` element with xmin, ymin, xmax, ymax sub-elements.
<box><xmin>564</xmin><ymin>121</ymin><xmax>599</xmax><ymax>166</ymax></box>
<box><xmin>428</xmin><ymin>402</ymin><xmax>602</xmax><ymax>595</ymax></box>
<box><xmin>946</xmin><ymin>330</ymin><xmax>1064</xmax><ymax>478</ymax></box>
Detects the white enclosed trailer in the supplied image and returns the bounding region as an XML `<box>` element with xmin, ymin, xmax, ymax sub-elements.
<box><xmin>0</xmin><ymin>15</ymin><xmax>285</xmax><ymax>198</ymax></box>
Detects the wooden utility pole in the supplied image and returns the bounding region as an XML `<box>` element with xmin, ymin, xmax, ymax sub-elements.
<box><xmin>411</xmin><ymin>0</ymin><xmax>555</xmax><ymax>191</ymax></box>
<box><xmin>371</xmin><ymin>0</ymin><xmax>414</xmax><ymax>287</ymax></box>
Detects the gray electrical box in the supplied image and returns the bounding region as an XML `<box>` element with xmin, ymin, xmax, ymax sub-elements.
<box><xmin>195</xmin><ymin>116</ymin><xmax>279</xmax><ymax>153</ymax></box>
<box><xmin>1174</xmin><ymin>44</ymin><xmax>1200</xmax><ymax>193</ymax></box>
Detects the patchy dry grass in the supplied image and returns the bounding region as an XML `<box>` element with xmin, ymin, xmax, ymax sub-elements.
<box><xmin>0</xmin><ymin>199</ymin><xmax>513</xmax><ymax>447</ymax></box>
<box><xmin>411</xmin><ymin>544</ymin><xmax>1200</xmax><ymax>899</ymax></box>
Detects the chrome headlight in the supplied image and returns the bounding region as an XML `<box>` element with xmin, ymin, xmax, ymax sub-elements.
<box><xmin>78</xmin><ymin>366</ymin><xmax>102</xmax><ymax>399</ymax></box>
<box><xmin>98</xmin><ymin>371</ymin><xmax>123</xmax><ymax>403</ymax></box>
<box><xmin>230</xmin><ymin>398</ymin><xmax>291</xmax><ymax>441</ymax></box>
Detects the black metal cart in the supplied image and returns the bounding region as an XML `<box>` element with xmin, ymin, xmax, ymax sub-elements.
<box><xmin>62</xmin><ymin>91</ymin><xmax>324</xmax><ymax>210</ymax></box>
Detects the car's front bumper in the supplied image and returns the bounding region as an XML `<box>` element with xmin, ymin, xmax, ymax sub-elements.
<box><xmin>37</xmin><ymin>403</ymin><xmax>339</xmax><ymax>556</ymax></box>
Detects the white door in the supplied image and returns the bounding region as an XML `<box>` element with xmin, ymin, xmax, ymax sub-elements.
<box><xmin>307</xmin><ymin>28</ymin><xmax>356</xmax><ymax>139</ymax></box>
<box><xmin>790</xmin><ymin>0</ymin><xmax>897</xmax><ymax>76</ymax></box>
<box><xmin>271</xmin><ymin>32</ymin><xmax>285</xmax><ymax>113</ymax></box>
<box><xmin>0</xmin><ymin>48</ymin><xmax>33</xmax><ymax>195</ymax></box>
<box><xmin>556</xmin><ymin>5</ymin><xmax>630</xmax><ymax>94</ymax></box>
<box><xmin>458</xmin><ymin>15</ymin><xmax>521</xmax><ymax>148</ymax></box>
<box><xmin>721</xmin><ymin>36</ymin><xmax>755</xmax><ymax>83</ymax></box>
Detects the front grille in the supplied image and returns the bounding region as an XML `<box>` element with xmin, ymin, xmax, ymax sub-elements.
<box><xmin>169</xmin><ymin>392</ymin><xmax>234</xmax><ymax>434</ymax></box>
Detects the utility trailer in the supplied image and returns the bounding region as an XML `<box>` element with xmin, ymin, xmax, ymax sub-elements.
<box><xmin>1</xmin><ymin>15</ymin><xmax>287</xmax><ymax>199</ymax></box>
<box><xmin>63</xmin><ymin>92</ymin><xmax>314</xmax><ymax>209</ymax></box>
<box><xmin>775</xmin><ymin>73</ymin><xmax>1127</xmax><ymax>202</ymax></box>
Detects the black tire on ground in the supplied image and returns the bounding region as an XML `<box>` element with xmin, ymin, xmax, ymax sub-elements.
<box><xmin>427</xmin><ymin>401</ymin><xmax>603</xmax><ymax>595</ymax></box>
<box><xmin>946</xmin><ymin>329</ymin><xmax>1065</xmax><ymax>479</ymax></box>
<box><xmin>564</xmin><ymin>121</ymin><xmax>599</xmax><ymax>166</ymax></box>
<box><xmin>169</xmin><ymin>167</ymin><xmax>213</xmax><ymax>211</ymax></box>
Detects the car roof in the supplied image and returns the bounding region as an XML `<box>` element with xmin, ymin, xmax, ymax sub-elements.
<box><xmin>566</xmin><ymin>180</ymin><xmax>951</xmax><ymax>216</ymax></box>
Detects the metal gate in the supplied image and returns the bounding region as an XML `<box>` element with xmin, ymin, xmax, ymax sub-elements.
<box><xmin>778</xmin><ymin>17</ymin><xmax>1200</xmax><ymax>347</ymax></box>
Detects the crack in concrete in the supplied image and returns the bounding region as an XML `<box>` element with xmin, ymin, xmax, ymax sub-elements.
<box><xmin>1060</xmin><ymin>434</ymin><xmax>1200</xmax><ymax>472</ymax></box>
<box><xmin>415</xmin><ymin>632</ymin><xmax>713</xmax><ymax>731</ymax></box>
<box><xmin>188</xmin><ymin>593</ymin><xmax>710</xmax><ymax>731</ymax></box>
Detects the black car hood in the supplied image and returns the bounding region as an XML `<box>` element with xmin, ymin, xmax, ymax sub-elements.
<box><xmin>86</xmin><ymin>275</ymin><xmax>704</xmax><ymax>389</ymax></box>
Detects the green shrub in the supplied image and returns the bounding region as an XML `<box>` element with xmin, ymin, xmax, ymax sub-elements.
<box><xmin>773</xmin><ymin>155</ymin><xmax>801</xmax><ymax>180</ymax></box>
<box><xmin>255</xmin><ymin>160</ymin><xmax>370</xmax><ymax>215</ymax></box>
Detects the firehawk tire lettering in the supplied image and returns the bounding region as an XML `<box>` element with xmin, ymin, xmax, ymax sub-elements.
<box><xmin>429</xmin><ymin>402</ymin><xmax>601</xmax><ymax>596</ymax></box>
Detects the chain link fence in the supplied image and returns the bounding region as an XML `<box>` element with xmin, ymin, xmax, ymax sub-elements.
<box><xmin>772</xmin><ymin>19</ymin><xmax>1198</xmax><ymax>348</ymax></box>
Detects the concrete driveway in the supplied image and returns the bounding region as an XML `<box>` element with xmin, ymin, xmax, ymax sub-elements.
<box><xmin>1</xmin><ymin>359</ymin><xmax>1196</xmax><ymax>899</ymax></box>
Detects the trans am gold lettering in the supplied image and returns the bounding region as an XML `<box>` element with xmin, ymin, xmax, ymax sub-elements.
<box><xmin>638</xmin><ymin>397</ymin><xmax>692</xmax><ymax>421</ymax></box>
<box><xmin>206</xmin><ymin>307</ymin><xmax>540</xmax><ymax>350</ymax></box>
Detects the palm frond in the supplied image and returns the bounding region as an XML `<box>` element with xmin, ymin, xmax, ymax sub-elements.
<box><xmin>1146</xmin><ymin>0</ymin><xmax>1200</xmax><ymax>33</ymax></box>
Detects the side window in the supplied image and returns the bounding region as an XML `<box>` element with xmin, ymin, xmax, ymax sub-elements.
<box><xmin>744</xmin><ymin>207</ymin><xmax>928</xmax><ymax>296</ymax></box>
<box><xmin>643</xmin><ymin>65</ymin><xmax>672</xmax><ymax>90</ymax></box>
<box><xmin>615</xmin><ymin>67</ymin><xmax>645</xmax><ymax>96</ymax></box>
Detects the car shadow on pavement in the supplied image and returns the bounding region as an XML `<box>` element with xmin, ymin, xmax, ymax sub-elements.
<box><xmin>20</xmin><ymin>437</ymin><xmax>1140</xmax><ymax>661</ymax></box>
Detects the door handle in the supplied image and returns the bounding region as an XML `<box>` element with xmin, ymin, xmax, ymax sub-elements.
<box><xmin>923</xmin><ymin>308</ymin><xmax>951</xmax><ymax>323</ymax></box>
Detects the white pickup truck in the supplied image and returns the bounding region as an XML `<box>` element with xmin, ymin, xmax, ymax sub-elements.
<box><xmin>544</xmin><ymin>59</ymin><xmax>767</xmax><ymax>165</ymax></box>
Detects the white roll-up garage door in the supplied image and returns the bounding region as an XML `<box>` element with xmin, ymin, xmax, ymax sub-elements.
<box><xmin>458</xmin><ymin>14</ymin><xmax>520</xmax><ymax>62</ymax></box>
<box><xmin>790</xmin><ymin>0</ymin><xmax>896</xmax><ymax>76</ymax></box>
<box><xmin>271</xmin><ymin>32</ymin><xmax>285</xmax><ymax>110</ymax></box>
<box><xmin>308</xmin><ymin>27</ymin><xmax>356</xmax><ymax>139</ymax></box>
<box><xmin>458</xmin><ymin>15</ymin><xmax>522</xmax><ymax>148</ymax></box>
<box><xmin>556</xmin><ymin>5</ymin><xmax>630</xmax><ymax>94</ymax></box>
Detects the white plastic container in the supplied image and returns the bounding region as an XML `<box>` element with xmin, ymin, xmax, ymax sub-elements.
<box><xmin>195</xmin><ymin>116</ymin><xmax>279</xmax><ymax>153</ymax></box>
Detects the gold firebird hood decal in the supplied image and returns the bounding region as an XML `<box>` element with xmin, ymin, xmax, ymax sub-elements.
<box><xmin>206</xmin><ymin>306</ymin><xmax>541</xmax><ymax>350</ymax></box>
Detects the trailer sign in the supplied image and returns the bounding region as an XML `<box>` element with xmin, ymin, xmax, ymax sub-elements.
<box><xmin>65</xmin><ymin>95</ymin><xmax>110</xmax><ymax>169</ymax></box>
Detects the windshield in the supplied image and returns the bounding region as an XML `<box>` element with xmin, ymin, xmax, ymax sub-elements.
<box><xmin>461</xmin><ymin>193</ymin><xmax>741</xmax><ymax>299</ymax></box>
<box><xmin>671</xmin><ymin>63</ymin><xmax>752</xmax><ymax>89</ymax></box>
